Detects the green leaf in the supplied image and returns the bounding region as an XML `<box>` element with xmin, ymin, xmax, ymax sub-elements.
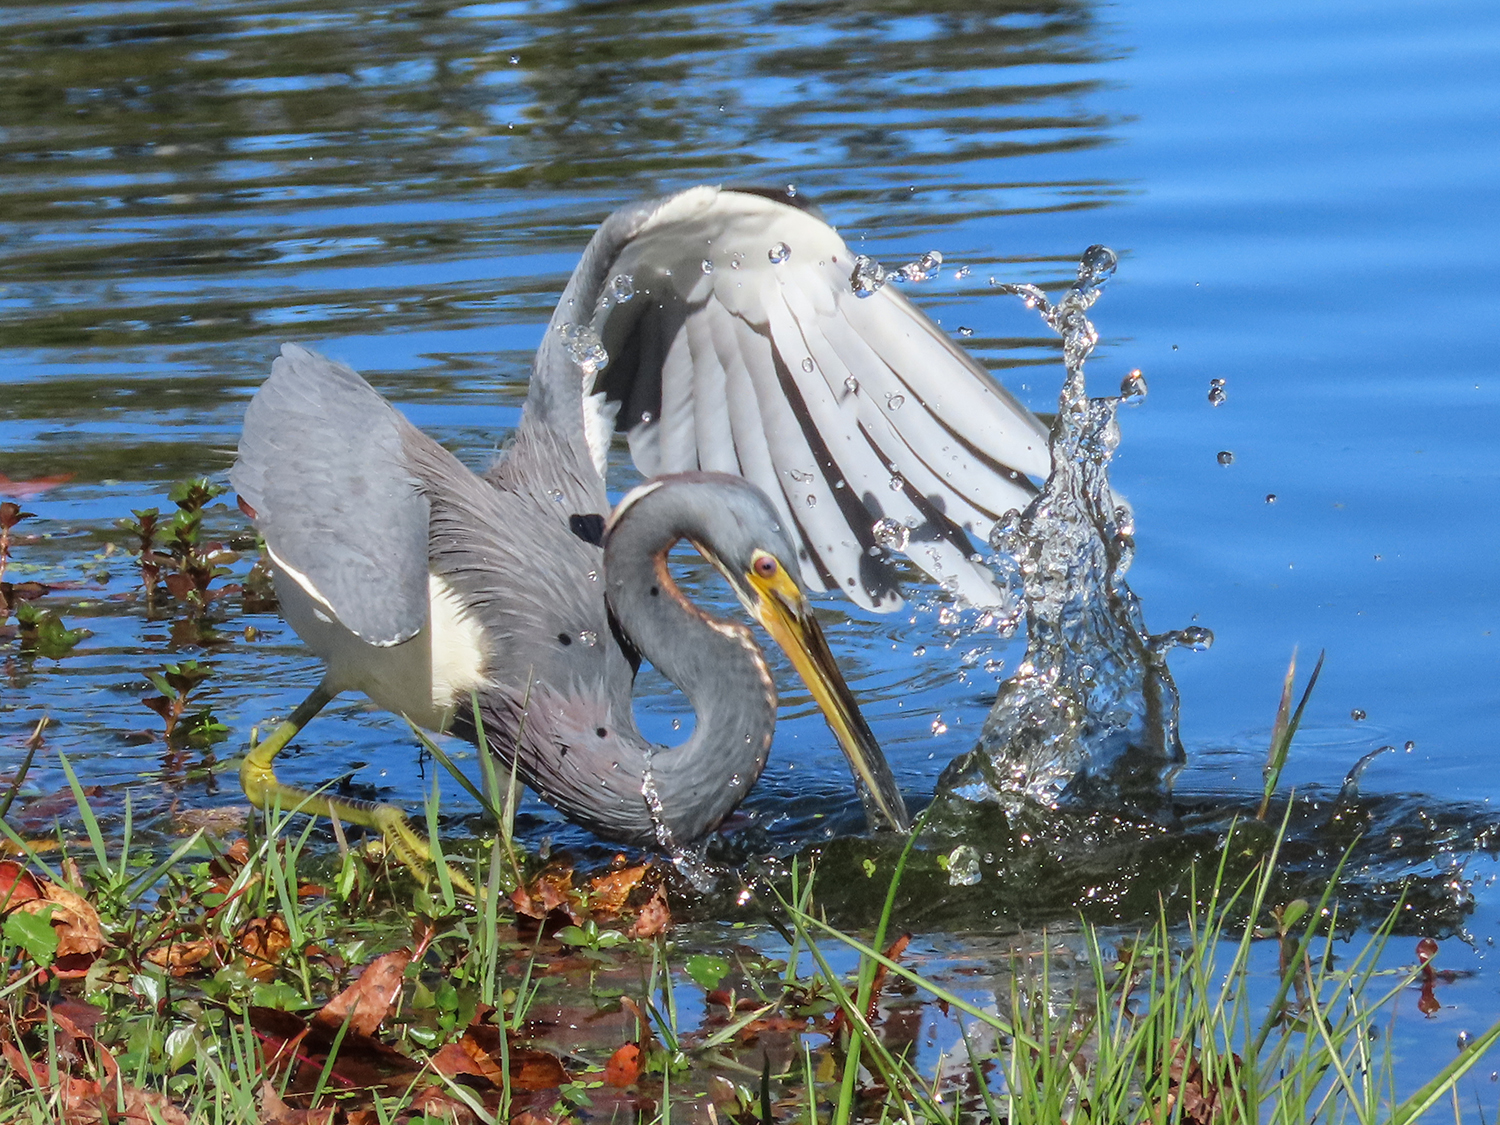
<box><xmin>685</xmin><ymin>953</ymin><xmax>729</xmax><ymax>991</ymax></box>
<box><xmin>861</xmin><ymin>858</ymin><xmax>877</xmax><ymax>878</ymax></box>
<box><xmin>555</xmin><ymin>925</ymin><xmax>590</xmax><ymax>947</ymax></box>
<box><xmin>3</xmin><ymin>907</ymin><xmax>58</xmax><ymax>966</ymax></box>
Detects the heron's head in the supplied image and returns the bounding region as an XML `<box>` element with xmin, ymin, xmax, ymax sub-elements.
<box><xmin>607</xmin><ymin>472</ymin><xmax>909</xmax><ymax>832</ymax></box>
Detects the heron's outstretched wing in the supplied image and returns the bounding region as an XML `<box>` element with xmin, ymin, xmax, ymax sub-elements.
<box><xmin>232</xmin><ymin>343</ymin><xmax>430</xmax><ymax>646</ymax></box>
<box><xmin>565</xmin><ymin>186</ymin><xmax>1049</xmax><ymax>611</ymax></box>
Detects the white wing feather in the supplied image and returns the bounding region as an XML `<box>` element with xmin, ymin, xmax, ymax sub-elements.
<box><xmin>587</xmin><ymin>186</ymin><xmax>1049</xmax><ymax>611</ymax></box>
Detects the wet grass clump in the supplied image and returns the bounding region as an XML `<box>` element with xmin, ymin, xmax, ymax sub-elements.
<box><xmin>0</xmin><ymin>770</ymin><xmax>1494</xmax><ymax>1124</ymax></box>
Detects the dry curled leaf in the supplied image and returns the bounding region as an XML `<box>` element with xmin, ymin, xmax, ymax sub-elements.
<box><xmin>312</xmin><ymin>949</ymin><xmax>411</xmax><ymax>1037</ymax></box>
<box><xmin>628</xmin><ymin>887</ymin><xmax>670</xmax><ymax>938</ymax></box>
<box><xmin>257</xmin><ymin>1081</ymin><xmax>335</xmax><ymax>1125</ymax></box>
<box><xmin>512</xmin><ymin>865</ymin><xmax>582</xmax><ymax>924</ymax></box>
<box><xmin>144</xmin><ymin>938</ymin><xmax>221</xmax><ymax>976</ymax></box>
<box><xmin>236</xmin><ymin>915</ymin><xmax>291</xmax><ymax>981</ymax></box>
<box><xmin>587</xmin><ymin>860</ymin><xmax>651</xmax><ymax>918</ymax></box>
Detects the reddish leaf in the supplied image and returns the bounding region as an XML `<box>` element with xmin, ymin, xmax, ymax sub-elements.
<box><xmin>0</xmin><ymin>473</ymin><xmax>73</xmax><ymax>500</ymax></box>
<box><xmin>604</xmin><ymin>1042</ymin><xmax>642</xmax><ymax>1088</ymax></box>
<box><xmin>312</xmin><ymin>949</ymin><xmax>411</xmax><ymax>1037</ymax></box>
<box><xmin>0</xmin><ymin>859</ymin><xmax>43</xmax><ymax>908</ymax></box>
<box><xmin>833</xmin><ymin>932</ymin><xmax>911</xmax><ymax>1034</ymax></box>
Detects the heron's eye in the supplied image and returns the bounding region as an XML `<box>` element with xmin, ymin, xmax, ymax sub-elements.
<box><xmin>753</xmin><ymin>555</ymin><xmax>779</xmax><ymax>580</ymax></box>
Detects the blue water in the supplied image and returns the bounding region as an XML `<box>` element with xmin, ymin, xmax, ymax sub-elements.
<box><xmin>1</xmin><ymin>0</ymin><xmax>1497</xmax><ymax>1106</ymax></box>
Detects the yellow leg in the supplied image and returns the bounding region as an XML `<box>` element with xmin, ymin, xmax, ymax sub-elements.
<box><xmin>240</xmin><ymin>682</ymin><xmax>476</xmax><ymax>896</ymax></box>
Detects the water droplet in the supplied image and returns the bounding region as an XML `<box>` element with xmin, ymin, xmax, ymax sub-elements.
<box><xmin>555</xmin><ymin>323</ymin><xmax>609</xmax><ymax>378</ymax></box>
<box><xmin>579</xmin><ymin>630</ymin><xmax>598</xmax><ymax>646</ymax></box>
<box><xmin>546</xmin><ymin>488</ymin><xmax>563</xmax><ymax>503</ymax></box>
<box><xmin>1175</xmin><ymin>626</ymin><xmax>1214</xmax><ymax>651</ymax></box>
<box><xmin>958</xmin><ymin>326</ymin><xmax>974</xmax><ymax>337</ymax></box>
<box><xmin>1459</xmin><ymin>1031</ymin><xmax>1473</xmax><ymax>1051</ymax></box>
<box><xmin>586</xmin><ymin>570</ymin><xmax>598</xmax><ymax>582</ymax></box>
<box><xmin>897</xmin><ymin>250</ymin><xmax>943</xmax><ymax>283</ymax></box>
<box><xmin>1076</xmin><ymin>245</ymin><xmax>1118</xmax><ymax>288</ymax></box>
<box><xmin>787</xmin><ymin>468</ymin><xmax>813</xmax><ymax>483</ymax></box>
<box><xmin>1119</xmin><ymin>369</ymin><xmax>1147</xmax><ymax>400</ymax></box>
<box><xmin>509</xmin><ymin>54</ymin><xmax>520</xmax><ymax>64</ymax></box>
<box><xmin>912</xmin><ymin>644</ymin><xmax>927</xmax><ymax>657</ymax></box>
<box><xmin>1265</xmin><ymin>493</ymin><xmax>1277</xmax><ymax>503</ymax></box>
<box><xmin>801</xmin><ymin>357</ymin><xmax>815</xmax><ymax>373</ymax></box>
<box><xmin>885</xmin><ymin>393</ymin><xmax>905</xmax><ymax>411</ymax></box>
<box><xmin>954</xmin><ymin>265</ymin><xmax>970</xmax><ymax>280</ymax></box>
<box><xmin>1405</xmin><ymin>741</ymin><xmax>1416</xmax><ymax>751</ymax></box>
<box><xmin>640</xmin><ymin>410</ymin><xmax>654</xmax><ymax>424</ymax></box>
<box><xmin>888</xmin><ymin>475</ymin><xmax>904</xmax><ymax>492</ymax></box>
<box><xmin>1351</xmin><ymin>708</ymin><xmax>1367</xmax><ymax>721</ymax></box>
<box><xmin>805</xmin><ymin>494</ymin><xmax>816</xmax><ymax>508</ymax></box>
<box><xmin>701</xmin><ymin>258</ymin><xmax>714</xmax><ymax>274</ymax></box>
<box><xmin>608</xmin><ymin>273</ymin><xmax>635</xmax><ymax>303</ymax></box>
<box><xmin>984</xmin><ymin>659</ymin><xmax>1005</xmax><ymax>674</ymax></box>
<box><xmin>785</xmin><ymin>183</ymin><xmax>797</xmax><ymax>197</ymax></box>
<box><xmin>843</xmin><ymin>376</ymin><xmax>859</xmax><ymax>394</ymax></box>
<box><xmin>931</xmin><ymin>718</ymin><xmax>948</xmax><ymax>736</ymax></box>
<box><xmin>671</xmin><ymin>718</ymin><xmax>681</xmax><ymax>730</ymax></box>
<box><xmin>872</xmin><ymin>518</ymin><xmax>910</xmax><ymax>551</ymax></box>
<box><xmin>768</xmin><ymin>242</ymin><xmax>791</xmax><ymax>264</ymax></box>
<box><xmin>1208</xmin><ymin>378</ymin><xmax>1227</xmax><ymax>406</ymax></box>
<box><xmin>1217</xmin><ymin>450</ymin><xmax>1235</xmax><ymax>465</ymax></box>
<box><xmin>945</xmin><ymin>844</ymin><xmax>982</xmax><ymax>886</ymax></box>
<box><xmin>851</xmin><ymin>254</ymin><xmax>888</xmax><ymax>296</ymax></box>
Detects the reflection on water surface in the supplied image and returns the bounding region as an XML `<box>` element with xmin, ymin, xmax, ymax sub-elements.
<box><xmin>3</xmin><ymin>9</ymin><xmax>1500</xmax><ymax>1099</ymax></box>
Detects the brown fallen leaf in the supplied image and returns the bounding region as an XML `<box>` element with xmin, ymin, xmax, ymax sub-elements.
<box><xmin>258</xmin><ymin>1081</ymin><xmax>336</xmax><ymax>1125</ymax></box>
<box><xmin>1163</xmin><ymin>1038</ymin><xmax>1243</xmax><ymax>1125</ymax></box>
<box><xmin>628</xmin><ymin>887</ymin><xmax>671</xmax><ymax>938</ymax></box>
<box><xmin>586</xmin><ymin>861</ymin><xmax>650</xmax><ymax>918</ymax></box>
<box><xmin>4</xmin><ymin>1039</ymin><xmax>190</xmax><ymax>1125</ymax></box>
<box><xmin>0</xmin><ymin>862</ymin><xmax>106</xmax><ymax>977</ymax></box>
<box><xmin>512</xmin><ymin>865</ymin><xmax>582</xmax><ymax>924</ymax></box>
<box><xmin>604</xmin><ymin>1042</ymin><xmax>642</xmax><ymax>1088</ymax></box>
<box><xmin>236</xmin><ymin>915</ymin><xmax>291</xmax><ymax>981</ymax></box>
<box><xmin>511</xmin><ymin>1047</ymin><xmax>570</xmax><ymax>1091</ymax></box>
<box><xmin>312</xmin><ymin>949</ymin><xmax>411</xmax><ymax>1037</ymax></box>
<box><xmin>144</xmin><ymin>938</ymin><xmax>221</xmax><ymax>976</ymax></box>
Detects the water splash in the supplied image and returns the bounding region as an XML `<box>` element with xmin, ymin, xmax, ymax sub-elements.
<box><xmin>555</xmin><ymin>322</ymin><xmax>608</xmax><ymax>378</ymax></box>
<box><xmin>936</xmin><ymin>246</ymin><xmax>1195</xmax><ymax>810</ymax></box>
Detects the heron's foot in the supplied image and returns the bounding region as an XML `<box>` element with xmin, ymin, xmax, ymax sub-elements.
<box><xmin>240</xmin><ymin>729</ymin><xmax>476</xmax><ymax>897</ymax></box>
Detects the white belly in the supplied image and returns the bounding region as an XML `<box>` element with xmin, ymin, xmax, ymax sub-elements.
<box><xmin>272</xmin><ymin>564</ymin><xmax>488</xmax><ymax>732</ymax></box>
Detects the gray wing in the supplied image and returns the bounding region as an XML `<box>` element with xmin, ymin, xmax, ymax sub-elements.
<box><xmin>559</xmin><ymin>186</ymin><xmax>1049</xmax><ymax>611</ymax></box>
<box><xmin>231</xmin><ymin>343</ymin><xmax>430</xmax><ymax>646</ymax></box>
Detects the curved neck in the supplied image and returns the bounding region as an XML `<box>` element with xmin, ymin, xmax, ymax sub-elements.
<box><xmin>604</xmin><ymin>488</ymin><xmax>777</xmax><ymax>843</ymax></box>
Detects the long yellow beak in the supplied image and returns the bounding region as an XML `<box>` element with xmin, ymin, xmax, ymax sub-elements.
<box><xmin>744</xmin><ymin>563</ymin><xmax>910</xmax><ymax>834</ymax></box>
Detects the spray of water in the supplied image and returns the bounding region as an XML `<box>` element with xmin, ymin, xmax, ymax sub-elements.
<box><xmin>937</xmin><ymin>248</ymin><xmax>1207</xmax><ymax>811</ymax></box>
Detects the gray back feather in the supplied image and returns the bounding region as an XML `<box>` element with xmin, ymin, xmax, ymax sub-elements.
<box><xmin>232</xmin><ymin>343</ymin><xmax>430</xmax><ymax>646</ymax></box>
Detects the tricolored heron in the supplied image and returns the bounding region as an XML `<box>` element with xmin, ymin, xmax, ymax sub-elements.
<box><xmin>231</xmin><ymin>185</ymin><xmax>1048</xmax><ymax>882</ymax></box>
